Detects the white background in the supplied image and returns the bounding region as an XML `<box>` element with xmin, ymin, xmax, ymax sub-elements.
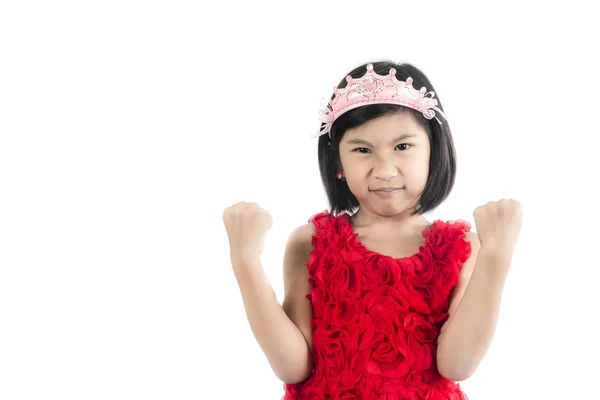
<box><xmin>1</xmin><ymin>1</ymin><xmax>599</xmax><ymax>399</ymax></box>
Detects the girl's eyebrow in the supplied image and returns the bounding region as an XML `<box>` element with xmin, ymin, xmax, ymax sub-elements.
<box><xmin>345</xmin><ymin>133</ymin><xmax>418</xmax><ymax>146</ymax></box>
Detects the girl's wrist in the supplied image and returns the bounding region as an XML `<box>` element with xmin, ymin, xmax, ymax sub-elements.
<box><xmin>477</xmin><ymin>245</ymin><xmax>513</xmax><ymax>276</ymax></box>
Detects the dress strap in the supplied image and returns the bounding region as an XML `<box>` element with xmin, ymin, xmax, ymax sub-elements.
<box><xmin>423</xmin><ymin>219</ymin><xmax>473</xmax><ymax>269</ymax></box>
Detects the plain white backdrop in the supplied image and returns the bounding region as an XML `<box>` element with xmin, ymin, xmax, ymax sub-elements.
<box><xmin>1</xmin><ymin>1</ymin><xmax>599</xmax><ymax>399</ymax></box>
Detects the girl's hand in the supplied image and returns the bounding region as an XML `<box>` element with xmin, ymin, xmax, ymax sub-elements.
<box><xmin>473</xmin><ymin>199</ymin><xmax>523</xmax><ymax>254</ymax></box>
<box><xmin>222</xmin><ymin>201</ymin><xmax>273</xmax><ymax>262</ymax></box>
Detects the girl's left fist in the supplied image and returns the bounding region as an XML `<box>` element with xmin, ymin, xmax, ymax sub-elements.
<box><xmin>473</xmin><ymin>199</ymin><xmax>523</xmax><ymax>251</ymax></box>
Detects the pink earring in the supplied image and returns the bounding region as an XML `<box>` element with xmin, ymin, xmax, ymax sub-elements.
<box><xmin>336</xmin><ymin>170</ymin><xmax>345</xmax><ymax>180</ymax></box>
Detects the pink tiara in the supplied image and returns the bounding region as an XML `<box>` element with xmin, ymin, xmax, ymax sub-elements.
<box><xmin>314</xmin><ymin>63</ymin><xmax>446</xmax><ymax>138</ymax></box>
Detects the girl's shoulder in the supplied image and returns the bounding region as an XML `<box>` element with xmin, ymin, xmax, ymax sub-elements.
<box><xmin>285</xmin><ymin>222</ymin><xmax>317</xmax><ymax>261</ymax></box>
<box><xmin>425</xmin><ymin>218</ymin><xmax>477</xmax><ymax>265</ymax></box>
<box><xmin>286</xmin><ymin>210</ymin><xmax>332</xmax><ymax>246</ymax></box>
<box><xmin>427</xmin><ymin>218</ymin><xmax>474</xmax><ymax>245</ymax></box>
<box><xmin>430</xmin><ymin>218</ymin><xmax>472</xmax><ymax>232</ymax></box>
<box><xmin>307</xmin><ymin>209</ymin><xmax>335</xmax><ymax>224</ymax></box>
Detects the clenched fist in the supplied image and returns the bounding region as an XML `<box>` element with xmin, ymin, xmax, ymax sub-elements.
<box><xmin>222</xmin><ymin>201</ymin><xmax>273</xmax><ymax>262</ymax></box>
<box><xmin>473</xmin><ymin>198</ymin><xmax>523</xmax><ymax>253</ymax></box>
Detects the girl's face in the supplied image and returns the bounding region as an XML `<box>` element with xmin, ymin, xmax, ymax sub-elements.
<box><xmin>338</xmin><ymin>111</ymin><xmax>430</xmax><ymax>217</ymax></box>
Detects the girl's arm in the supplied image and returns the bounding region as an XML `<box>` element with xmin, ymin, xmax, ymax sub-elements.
<box><xmin>232</xmin><ymin>224</ymin><xmax>314</xmax><ymax>384</ymax></box>
<box><xmin>436</xmin><ymin>233</ymin><xmax>512</xmax><ymax>381</ymax></box>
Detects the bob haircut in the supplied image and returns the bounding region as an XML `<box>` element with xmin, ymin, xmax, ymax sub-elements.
<box><xmin>318</xmin><ymin>60</ymin><xmax>458</xmax><ymax>217</ymax></box>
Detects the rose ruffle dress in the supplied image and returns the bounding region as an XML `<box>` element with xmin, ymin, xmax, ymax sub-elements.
<box><xmin>282</xmin><ymin>210</ymin><xmax>472</xmax><ymax>400</ymax></box>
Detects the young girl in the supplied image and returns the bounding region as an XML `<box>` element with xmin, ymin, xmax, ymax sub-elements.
<box><xmin>222</xmin><ymin>60</ymin><xmax>523</xmax><ymax>399</ymax></box>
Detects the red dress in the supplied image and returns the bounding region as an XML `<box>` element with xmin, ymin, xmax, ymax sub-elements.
<box><xmin>282</xmin><ymin>210</ymin><xmax>473</xmax><ymax>400</ymax></box>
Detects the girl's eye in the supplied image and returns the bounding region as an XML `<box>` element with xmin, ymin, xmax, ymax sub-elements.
<box><xmin>352</xmin><ymin>144</ymin><xmax>410</xmax><ymax>153</ymax></box>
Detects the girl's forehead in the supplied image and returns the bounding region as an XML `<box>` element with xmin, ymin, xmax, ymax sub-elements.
<box><xmin>344</xmin><ymin>115</ymin><xmax>428</xmax><ymax>142</ymax></box>
<box><xmin>352</xmin><ymin>113</ymin><xmax>423</xmax><ymax>132</ymax></box>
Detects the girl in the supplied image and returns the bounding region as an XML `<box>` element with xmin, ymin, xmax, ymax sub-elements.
<box><xmin>222</xmin><ymin>60</ymin><xmax>523</xmax><ymax>399</ymax></box>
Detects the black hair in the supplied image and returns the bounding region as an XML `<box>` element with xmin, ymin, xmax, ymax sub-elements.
<box><xmin>318</xmin><ymin>59</ymin><xmax>457</xmax><ymax>217</ymax></box>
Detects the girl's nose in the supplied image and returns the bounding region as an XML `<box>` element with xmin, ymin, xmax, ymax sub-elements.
<box><xmin>373</xmin><ymin>163</ymin><xmax>398</xmax><ymax>181</ymax></box>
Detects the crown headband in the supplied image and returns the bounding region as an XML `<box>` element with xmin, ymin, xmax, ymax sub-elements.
<box><xmin>314</xmin><ymin>63</ymin><xmax>446</xmax><ymax>138</ymax></box>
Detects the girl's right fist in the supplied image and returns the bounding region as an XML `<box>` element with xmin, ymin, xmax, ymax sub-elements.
<box><xmin>222</xmin><ymin>202</ymin><xmax>273</xmax><ymax>260</ymax></box>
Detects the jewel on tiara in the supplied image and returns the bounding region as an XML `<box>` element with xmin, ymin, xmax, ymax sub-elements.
<box><xmin>313</xmin><ymin>63</ymin><xmax>446</xmax><ymax>138</ymax></box>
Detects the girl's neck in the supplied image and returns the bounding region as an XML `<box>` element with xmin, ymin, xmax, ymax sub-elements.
<box><xmin>349</xmin><ymin>207</ymin><xmax>430</xmax><ymax>233</ymax></box>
